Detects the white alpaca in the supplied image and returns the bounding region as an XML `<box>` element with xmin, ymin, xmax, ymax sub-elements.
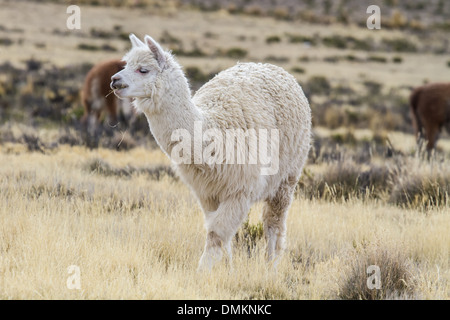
<box><xmin>111</xmin><ymin>34</ymin><xmax>312</xmax><ymax>270</ymax></box>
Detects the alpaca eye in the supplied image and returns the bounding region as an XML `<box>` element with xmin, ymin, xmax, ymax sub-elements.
<box><xmin>138</xmin><ymin>68</ymin><xmax>149</xmax><ymax>74</ymax></box>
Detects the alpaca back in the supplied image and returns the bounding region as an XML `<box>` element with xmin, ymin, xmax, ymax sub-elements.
<box><xmin>184</xmin><ymin>62</ymin><xmax>311</xmax><ymax>202</ymax></box>
<box><xmin>411</xmin><ymin>83</ymin><xmax>450</xmax><ymax>132</ymax></box>
<box><xmin>82</xmin><ymin>59</ymin><xmax>126</xmax><ymax>121</ymax></box>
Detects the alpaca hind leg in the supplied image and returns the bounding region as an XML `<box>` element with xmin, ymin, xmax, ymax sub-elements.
<box><xmin>263</xmin><ymin>176</ymin><xmax>297</xmax><ymax>266</ymax></box>
<box><xmin>198</xmin><ymin>199</ymin><xmax>250</xmax><ymax>271</ymax></box>
<box><xmin>424</xmin><ymin>125</ymin><xmax>440</xmax><ymax>159</ymax></box>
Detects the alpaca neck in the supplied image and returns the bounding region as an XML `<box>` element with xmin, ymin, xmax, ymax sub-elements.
<box><xmin>138</xmin><ymin>72</ymin><xmax>204</xmax><ymax>158</ymax></box>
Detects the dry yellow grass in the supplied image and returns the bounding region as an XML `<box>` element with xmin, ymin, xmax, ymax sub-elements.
<box><xmin>0</xmin><ymin>144</ymin><xmax>448</xmax><ymax>299</ymax></box>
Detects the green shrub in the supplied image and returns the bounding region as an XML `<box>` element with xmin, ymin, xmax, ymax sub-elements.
<box><xmin>100</xmin><ymin>44</ymin><xmax>117</xmax><ymax>52</ymax></box>
<box><xmin>392</xmin><ymin>56</ymin><xmax>403</xmax><ymax>63</ymax></box>
<box><xmin>433</xmin><ymin>22</ymin><xmax>450</xmax><ymax>31</ymax></box>
<box><xmin>306</xmin><ymin>75</ymin><xmax>331</xmax><ymax>95</ymax></box>
<box><xmin>324</xmin><ymin>55</ymin><xmax>340</xmax><ymax>63</ymax></box>
<box><xmin>184</xmin><ymin>66</ymin><xmax>210</xmax><ymax>83</ymax></box>
<box><xmin>298</xmin><ymin>55</ymin><xmax>310</xmax><ymax>62</ymax></box>
<box><xmin>172</xmin><ymin>46</ymin><xmax>207</xmax><ymax>57</ymax></box>
<box><xmin>266</xmin><ymin>35</ymin><xmax>281</xmax><ymax>44</ymax></box>
<box><xmin>159</xmin><ymin>30</ymin><xmax>182</xmax><ymax>45</ymax></box>
<box><xmin>291</xmin><ymin>66</ymin><xmax>305</xmax><ymax>74</ymax></box>
<box><xmin>322</xmin><ymin>35</ymin><xmax>347</xmax><ymax>49</ymax></box>
<box><xmin>77</xmin><ymin>43</ymin><xmax>100</xmax><ymax>51</ymax></box>
<box><xmin>223</xmin><ymin>47</ymin><xmax>248</xmax><ymax>59</ymax></box>
<box><xmin>286</xmin><ymin>33</ymin><xmax>316</xmax><ymax>45</ymax></box>
<box><xmin>0</xmin><ymin>37</ymin><xmax>13</xmax><ymax>46</ymax></box>
<box><xmin>351</xmin><ymin>37</ymin><xmax>372</xmax><ymax>51</ymax></box>
<box><xmin>90</xmin><ymin>28</ymin><xmax>114</xmax><ymax>39</ymax></box>
<box><xmin>368</xmin><ymin>55</ymin><xmax>387</xmax><ymax>63</ymax></box>
<box><xmin>381</xmin><ymin>38</ymin><xmax>417</xmax><ymax>52</ymax></box>
<box><xmin>321</xmin><ymin>35</ymin><xmax>372</xmax><ymax>51</ymax></box>
<box><xmin>264</xmin><ymin>55</ymin><xmax>289</xmax><ymax>63</ymax></box>
<box><xmin>363</xmin><ymin>80</ymin><xmax>383</xmax><ymax>95</ymax></box>
<box><xmin>331</xmin><ymin>132</ymin><xmax>357</xmax><ymax>145</ymax></box>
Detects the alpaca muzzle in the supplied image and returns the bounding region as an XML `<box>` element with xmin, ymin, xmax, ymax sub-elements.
<box><xmin>110</xmin><ymin>77</ymin><xmax>128</xmax><ymax>90</ymax></box>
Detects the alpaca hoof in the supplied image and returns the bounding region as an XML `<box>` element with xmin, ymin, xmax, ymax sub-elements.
<box><xmin>197</xmin><ymin>246</ymin><xmax>223</xmax><ymax>272</ymax></box>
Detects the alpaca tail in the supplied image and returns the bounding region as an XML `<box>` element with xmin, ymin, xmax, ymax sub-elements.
<box><xmin>409</xmin><ymin>87</ymin><xmax>423</xmax><ymax>139</ymax></box>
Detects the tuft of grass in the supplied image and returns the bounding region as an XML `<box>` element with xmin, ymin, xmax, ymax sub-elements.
<box><xmin>302</xmin><ymin>141</ymin><xmax>450</xmax><ymax>210</ymax></box>
<box><xmin>299</xmin><ymin>156</ymin><xmax>390</xmax><ymax>201</ymax></box>
<box><xmin>21</xmin><ymin>133</ymin><xmax>46</xmax><ymax>153</ymax></box>
<box><xmin>339</xmin><ymin>245</ymin><xmax>416</xmax><ymax>300</ymax></box>
<box><xmin>235</xmin><ymin>220</ymin><xmax>264</xmax><ymax>255</ymax></box>
<box><xmin>388</xmin><ymin>158</ymin><xmax>450</xmax><ymax>209</ymax></box>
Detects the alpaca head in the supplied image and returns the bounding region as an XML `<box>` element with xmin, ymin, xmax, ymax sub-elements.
<box><xmin>110</xmin><ymin>34</ymin><xmax>168</xmax><ymax>100</ymax></box>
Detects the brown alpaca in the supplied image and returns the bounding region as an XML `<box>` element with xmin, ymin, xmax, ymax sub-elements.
<box><xmin>81</xmin><ymin>59</ymin><xmax>126</xmax><ymax>127</ymax></box>
<box><xmin>410</xmin><ymin>82</ymin><xmax>450</xmax><ymax>152</ymax></box>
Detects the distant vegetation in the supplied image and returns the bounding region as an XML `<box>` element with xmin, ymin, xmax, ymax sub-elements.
<box><xmin>43</xmin><ymin>0</ymin><xmax>450</xmax><ymax>32</ymax></box>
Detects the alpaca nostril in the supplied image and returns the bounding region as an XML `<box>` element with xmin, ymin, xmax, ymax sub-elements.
<box><xmin>110</xmin><ymin>78</ymin><xmax>128</xmax><ymax>90</ymax></box>
<box><xmin>110</xmin><ymin>79</ymin><xmax>118</xmax><ymax>90</ymax></box>
<box><xmin>111</xmin><ymin>78</ymin><xmax>120</xmax><ymax>90</ymax></box>
<box><xmin>111</xmin><ymin>75</ymin><xmax>121</xmax><ymax>87</ymax></box>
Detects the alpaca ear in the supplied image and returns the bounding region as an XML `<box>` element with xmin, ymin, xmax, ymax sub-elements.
<box><xmin>144</xmin><ymin>35</ymin><xmax>166</xmax><ymax>70</ymax></box>
<box><xmin>129</xmin><ymin>33</ymin><xmax>144</xmax><ymax>48</ymax></box>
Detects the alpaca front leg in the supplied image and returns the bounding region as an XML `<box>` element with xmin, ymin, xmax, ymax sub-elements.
<box><xmin>198</xmin><ymin>199</ymin><xmax>250</xmax><ymax>271</ymax></box>
<box><xmin>263</xmin><ymin>177</ymin><xmax>297</xmax><ymax>267</ymax></box>
<box><xmin>198</xmin><ymin>231</ymin><xmax>224</xmax><ymax>271</ymax></box>
<box><xmin>198</xmin><ymin>233</ymin><xmax>233</xmax><ymax>271</ymax></box>
<box><xmin>263</xmin><ymin>212</ymin><xmax>287</xmax><ymax>266</ymax></box>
